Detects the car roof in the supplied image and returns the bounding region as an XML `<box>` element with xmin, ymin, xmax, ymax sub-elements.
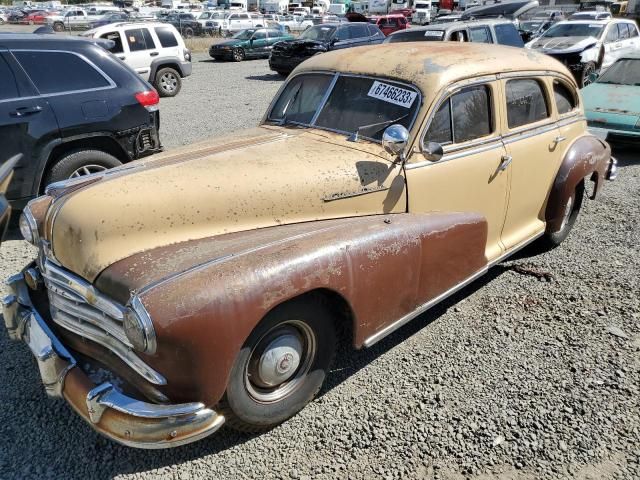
<box><xmin>405</xmin><ymin>18</ymin><xmax>515</xmax><ymax>32</ymax></box>
<box><xmin>295</xmin><ymin>43</ymin><xmax>575</xmax><ymax>92</ymax></box>
<box><xmin>0</xmin><ymin>33</ymin><xmax>111</xmax><ymax>49</ymax></box>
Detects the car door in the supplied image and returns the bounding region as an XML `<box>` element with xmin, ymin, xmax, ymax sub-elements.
<box><xmin>348</xmin><ymin>23</ymin><xmax>371</xmax><ymax>46</ymax></box>
<box><xmin>120</xmin><ymin>27</ymin><xmax>157</xmax><ymax>79</ymax></box>
<box><xmin>0</xmin><ymin>49</ymin><xmax>59</xmax><ymax>204</ymax></box>
<box><xmin>626</xmin><ymin>22</ymin><xmax>640</xmax><ymax>53</ymax></box>
<box><xmin>406</xmin><ymin>79</ymin><xmax>510</xmax><ymax>262</ymax></box>
<box><xmin>499</xmin><ymin>76</ymin><xmax>563</xmax><ymax>250</ymax></box>
<box><xmin>331</xmin><ymin>25</ymin><xmax>353</xmax><ymax>49</ymax></box>
<box><xmin>601</xmin><ymin>22</ymin><xmax>622</xmax><ymax>70</ymax></box>
<box><xmin>265</xmin><ymin>28</ymin><xmax>282</xmax><ymax>52</ymax></box>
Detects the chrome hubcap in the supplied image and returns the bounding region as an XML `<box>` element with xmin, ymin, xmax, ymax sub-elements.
<box><xmin>560</xmin><ymin>195</ymin><xmax>573</xmax><ymax>231</ymax></box>
<box><xmin>246</xmin><ymin>321</ymin><xmax>316</xmax><ymax>403</ymax></box>
<box><xmin>161</xmin><ymin>73</ymin><xmax>177</xmax><ymax>92</ymax></box>
<box><xmin>69</xmin><ymin>164</ymin><xmax>108</xmax><ymax>178</ymax></box>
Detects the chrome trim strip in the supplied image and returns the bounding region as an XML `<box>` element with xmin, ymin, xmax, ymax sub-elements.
<box><xmin>130</xmin><ymin>295</ymin><xmax>157</xmax><ymax>355</ymax></box>
<box><xmin>502</xmin><ymin>123</ymin><xmax>558</xmax><ymax>144</ymax></box>
<box><xmin>406</xmin><ymin>141</ymin><xmax>504</xmax><ymax>169</ymax></box>
<box><xmin>363</xmin><ymin>266</ymin><xmax>488</xmax><ymax>348</ymax></box>
<box><xmin>363</xmin><ymin>230</ymin><xmax>546</xmax><ymax>348</ymax></box>
<box><xmin>557</xmin><ymin>115</ymin><xmax>585</xmax><ymax>128</ymax></box>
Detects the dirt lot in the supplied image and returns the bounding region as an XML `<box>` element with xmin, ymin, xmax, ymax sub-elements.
<box><xmin>0</xmin><ymin>24</ymin><xmax>639</xmax><ymax>480</ymax></box>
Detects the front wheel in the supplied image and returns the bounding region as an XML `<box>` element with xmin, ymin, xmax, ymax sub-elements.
<box><xmin>541</xmin><ymin>183</ymin><xmax>584</xmax><ymax>248</ymax></box>
<box><xmin>580</xmin><ymin>62</ymin><xmax>597</xmax><ymax>88</ymax></box>
<box><xmin>183</xmin><ymin>26</ymin><xmax>194</xmax><ymax>38</ymax></box>
<box><xmin>222</xmin><ymin>298</ymin><xmax>336</xmax><ymax>432</ymax></box>
<box><xmin>232</xmin><ymin>47</ymin><xmax>245</xmax><ymax>62</ymax></box>
<box><xmin>52</xmin><ymin>21</ymin><xmax>64</xmax><ymax>32</ymax></box>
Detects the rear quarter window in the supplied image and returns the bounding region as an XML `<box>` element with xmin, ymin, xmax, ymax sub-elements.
<box><xmin>13</xmin><ymin>50</ymin><xmax>110</xmax><ymax>95</ymax></box>
<box><xmin>350</xmin><ymin>23</ymin><xmax>369</xmax><ymax>38</ymax></box>
<box><xmin>553</xmin><ymin>79</ymin><xmax>577</xmax><ymax>115</ymax></box>
<box><xmin>494</xmin><ymin>23</ymin><xmax>524</xmax><ymax>47</ymax></box>
<box><xmin>154</xmin><ymin>26</ymin><xmax>179</xmax><ymax>47</ymax></box>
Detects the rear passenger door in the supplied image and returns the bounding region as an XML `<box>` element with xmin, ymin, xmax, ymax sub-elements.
<box><xmin>120</xmin><ymin>27</ymin><xmax>158</xmax><ymax>80</ymax></box>
<box><xmin>500</xmin><ymin>77</ymin><xmax>562</xmax><ymax>250</ymax></box>
<box><xmin>153</xmin><ymin>25</ymin><xmax>181</xmax><ymax>60</ymax></box>
<box><xmin>0</xmin><ymin>49</ymin><xmax>59</xmax><ymax>203</ymax></box>
<box><xmin>601</xmin><ymin>22</ymin><xmax>622</xmax><ymax>70</ymax></box>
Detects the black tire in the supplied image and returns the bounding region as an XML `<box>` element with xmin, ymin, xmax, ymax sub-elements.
<box><xmin>44</xmin><ymin>150</ymin><xmax>122</xmax><ymax>187</ymax></box>
<box><xmin>183</xmin><ymin>27</ymin><xmax>194</xmax><ymax>38</ymax></box>
<box><xmin>232</xmin><ymin>47</ymin><xmax>245</xmax><ymax>62</ymax></box>
<box><xmin>221</xmin><ymin>297</ymin><xmax>337</xmax><ymax>432</ymax></box>
<box><xmin>580</xmin><ymin>62</ymin><xmax>597</xmax><ymax>88</ymax></box>
<box><xmin>275</xmin><ymin>70</ymin><xmax>289</xmax><ymax>77</ymax></box>
<box><xmin>541</xmin><ymin>183</ymin><xmax>584</xmax><ymax>249</ymax></box>
<box><xmin>52</xmin><ymin>21</ymin><xmax>64</xmax><ymax>32</ymax></box>
<box><xmin>154</xmin><ymin>67</ymin><xmax>182</xmax><ymax>97</ymax></box>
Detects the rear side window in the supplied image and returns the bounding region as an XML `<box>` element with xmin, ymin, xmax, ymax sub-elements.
<box><xmin>506</xmin><ymin>79</ymin><xmax>549</xmax><ymax>128</ymax></box>
<box><xmin>155</xmin><ymin>27</ymin><xmax>179</xmax><ymax>47</ymax></box>
<box><xmin>605</xmin><ymin>24</ymin><xmax>619</xmax><ymax>42</ymax></box>
<box><xmin>470</xmin><ymin>26</ymin><xmax>492</xmax><ymax>43</ymax></box>
<box><xmin>336</xmin><ymin>26</ymin><xmax>350</xmax><ymax>40</ymax></box>
<box><xmin>425</xmin><ymin>85</ymin><xmax>492</xmax><ymax>145</ymax></box>
<box><xmin>494</xmin><ymin>23</ymin><xmax>524</xmax><ymax>47</ymax></box>
<box><xmin>0</xmin><ymin>56</ymin><xmax>19</xmax><ymax>100</ymax></box>
<box><xmin>618</xmin><ymin>23</ymin><xmax>630</xmax><ymax>39</ymax></box>
<box><xmin>629</xmin><ymin>24</ymin><xmax>639</xmax><ymax>37</ymax></box>
<box><xmin>367</xmin><ymin>24</ymin><xmax>380</xmax><ymax>36</ymax></box>
<box><xmin>125</xmin><ymin>28</ymin><xmax>152</xmax><ymax>52</ymax></box>
<box><xmin>553</xmin><ymin>80</ymin><xmax>577</xmax><ymax>115</ymax></box>
<box><xmin>350</xmin><ymin>24</ymin><xmax>369</xmax><ymax>38</ymax></box>
<box><xmin>13</xmin><ymin>50</ymin><xmax>110</xmax><ymax>95</ymax></box>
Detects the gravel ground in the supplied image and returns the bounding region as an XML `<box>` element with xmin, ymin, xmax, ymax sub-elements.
<box><xmin>0</xmin><ymin>43</ymin><xmax>639</xmax><ymax>480</ymax></box>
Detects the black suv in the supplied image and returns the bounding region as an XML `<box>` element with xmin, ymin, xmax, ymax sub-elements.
<box><xmin>269</xmin><ymin>22</ymin><xmax>385</xmax><ymax>75</ymax></box>
<box><xmin>163</xmin><ymin>13</ymin><xmax>203</xmax><ymax>38</ymax></box>
<box><xmin>0</xmin><ymin>34</ymin><xmax>161</xmax><ymax>209</ymax></box>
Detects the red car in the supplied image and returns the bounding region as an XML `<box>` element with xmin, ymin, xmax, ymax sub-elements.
<box><xmin>369</xmin><ymin>14</ymin><xmax>410</xmax><ymax>36</ymax></box>
<box><xmin>21</xmin><ymin>10</ymin><xmax>48</xmax><ymax>24</ymax></box>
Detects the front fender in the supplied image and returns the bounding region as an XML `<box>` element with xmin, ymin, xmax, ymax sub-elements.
<box><xmin>545</xmin><ymin>134</ymin><xmax>610</xmax><ymax>233</ymax></box>
<box><xmin>108</xmin><ymin>213</ymin><xmax>487</xmax><ymax>406</ymax></box>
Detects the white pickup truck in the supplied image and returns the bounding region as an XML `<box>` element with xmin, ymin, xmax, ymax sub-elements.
<box><xmin>47</xmin><ymin>8</ymin><xmax>93</xmax><ymax>31</ymax></box>
<box><xmin>278</xmin><ymin>14</ymin><xmax>313</xmax><ymax>32</ymax></box>
<box><xmin>209</xmin><ymin>11</ymin><xmax>265</xmax><ymax>35</ymax></box>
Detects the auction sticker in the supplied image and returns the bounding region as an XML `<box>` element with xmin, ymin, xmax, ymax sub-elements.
<box><xmin>367</xmin><ymin>81</ymin><xmax>417</xmax><ymax>109</ymax></box>
<box><xmin>424</xmin><ymin>30</ymin><xmax>444</xmax><ymax>39</ymax></box>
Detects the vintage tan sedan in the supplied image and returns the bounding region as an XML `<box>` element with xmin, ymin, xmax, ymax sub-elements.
<box><xmin>3</xmin><ymin>43</ymin><xmax>616</xmax><ymax>448</ymax></box>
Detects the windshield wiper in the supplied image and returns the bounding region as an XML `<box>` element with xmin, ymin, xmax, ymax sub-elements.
<box><xmin>347</xmin><ymin>114</ymin><xmax>409</xmax><ymax>142</ymax></box>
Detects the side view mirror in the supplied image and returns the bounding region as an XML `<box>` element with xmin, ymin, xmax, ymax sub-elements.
<box><xmin>382</xmin><ymin>124</ymin><xmax>409</xmax><ymax>160</ymax></box>
<box><xmin>423</xmin><ymin>141</ymin><xmax>443</xmax><ymax>162</ymax></box>
<box><xmin>588</xmin><ymin>72</ymin><xmax>599</xmax><ymax>84</ymax></box>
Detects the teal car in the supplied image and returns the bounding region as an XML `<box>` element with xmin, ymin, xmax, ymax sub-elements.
<box><xmin>209</xmin><ymin>28</ymin><xmax>294</xmax><ymax>62</ymax></box>
<box><xmin>583</xmin><ymin>56</ymin><xmax>640</xmax><ymax>143</ymax></box>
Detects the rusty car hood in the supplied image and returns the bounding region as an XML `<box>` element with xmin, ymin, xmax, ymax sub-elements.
<box><xmin>49</xmin><ymin>126</ymin><xmax>407</xmax><ymax>282</ymax></box>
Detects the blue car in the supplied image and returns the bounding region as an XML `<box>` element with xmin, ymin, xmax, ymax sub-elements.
<box><xmin>89</xmin><ymin>12</ymin><xmax>130</xmax><ymax>29</ymax></box>
<box><xmin>583</xmin><ymin>55</ymin><xmax>640</xmax><ymax>143</ymax></box>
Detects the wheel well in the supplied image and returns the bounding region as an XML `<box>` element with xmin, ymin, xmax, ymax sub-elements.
<box><xmin>41</xmin><ymin>137</ymin><xmax>129</xmax><ymax>193</ymax></box>
<box><xmin>154</xmin><ymin>62</ymin><xmax>182</xmax><ymax>78</ymax></box>
<box><xmin>272</xmin><ymin>289</ymin><xmax>355</xmax><ymax>348</ymax></box>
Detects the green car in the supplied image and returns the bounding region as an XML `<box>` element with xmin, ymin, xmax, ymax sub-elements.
<box><xmin>209</xmin><ymin>28</ymin><xmax>294</xmax><ymax>62</ymax></box>
<box><xmin>583</xmin><ymin>55</ymin><xmax>640</xmax><ymax>143</ymax></box>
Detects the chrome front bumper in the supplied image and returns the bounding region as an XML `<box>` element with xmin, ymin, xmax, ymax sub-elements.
<box><xmin>2</xmin><ymin>272</ymin><xmax>225</xmax><ymax>449</ymax></box>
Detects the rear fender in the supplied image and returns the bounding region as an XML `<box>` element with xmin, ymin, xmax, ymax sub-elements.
<box><xmin>545</xmin><ymin>134</ymin><xmax>610</xmax><ymax>233</ymax></box>
<box><xmin>133</xmin><ymin>213</ymin><xmax>488</xmax><ymax>405</ymax></box>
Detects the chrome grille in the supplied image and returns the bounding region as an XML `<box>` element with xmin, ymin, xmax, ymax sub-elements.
<box><xmin>42</xmin><ymin>260</ymin><xmax>166</xmax><ymax>385</ymax></box>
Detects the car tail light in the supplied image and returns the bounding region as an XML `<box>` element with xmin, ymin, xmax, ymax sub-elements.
<box><xmin>135</xmin><ymin>90</ymin><xmax>159</xmax><ymax>112</ymax></box>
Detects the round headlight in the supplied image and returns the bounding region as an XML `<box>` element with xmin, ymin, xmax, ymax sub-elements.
<box><xmin>123</xmin><ymin>296</ymin><xmax>156</xmax><ymax>354</ymax></box>
<box><xmin>19</xmin><ymin>210</ymin><xmax>37</xmax><ymax>245</ymax></box>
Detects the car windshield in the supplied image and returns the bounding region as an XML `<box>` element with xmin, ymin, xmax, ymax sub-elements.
<box><xmin>268</xmin><ymin>73</ymin><xmax>420</xmax><ymax>142</ymax></box>
<box><xmin>299</xmin><ymin>25</ymin><xmax>336</xmax><ymax>41</ymax></box>
<box><xmin>234</xmin><ymin>29</ymin><xmax>257</xmax><ymax>39</ymax></box>
<box><xmin>597</xmin><ymin>58</ymin><xmax>640</xmax><ymax>85</ymax></box>
<box><xmin>541</xmin><ymin>23</ymin><xmax>604</xmax><ymax>38</ymax></box>
<box><xmin>520</xmin><ymin>20</ymin><xmax>543</xmax><ymax>29</ymax></box>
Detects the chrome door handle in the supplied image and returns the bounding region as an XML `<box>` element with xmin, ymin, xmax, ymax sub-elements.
<box><xmin>553</xmin><ymin>135</ymin><xmax>567</xmax><ymax>146</ymax></box>
<box><xmin>499</xmin><ymin>155</ymin><xmax>512</xmax><ymax>171</ymax></box>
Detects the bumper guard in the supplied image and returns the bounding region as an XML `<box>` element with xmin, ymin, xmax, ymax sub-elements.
<box><xmin>2</xmin><ymin>272</ymin><xmax>225</xmax><ymax>448</ymax></box>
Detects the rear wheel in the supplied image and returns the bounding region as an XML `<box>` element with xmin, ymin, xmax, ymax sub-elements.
<box><xmin>44</xmin><ymin>150</ymin><xmax>122</xmax><ymax>187</ymax></box>
<box><xmin>541</xmin><ymin>183</ymin><xmax>584</xmax><ymax>249</ymax></box>
<box><xmin>183</xmin><ymin>26</ymin><xmax>194</xmax><ymax>38</ymax></box>
<box><xmin>154</xmin><ymin>67</ymin><xmax>182</xmax><ymax>97</ymax></box>
<box><xmin>52</xmin><ymin>21</ymin><xmax>64</xmax><ymax>32</ymax></box>
<box><xmin>221</xmin><ymin>298</ymin><xmax>336</xmax><ymax>432</ymax></box>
